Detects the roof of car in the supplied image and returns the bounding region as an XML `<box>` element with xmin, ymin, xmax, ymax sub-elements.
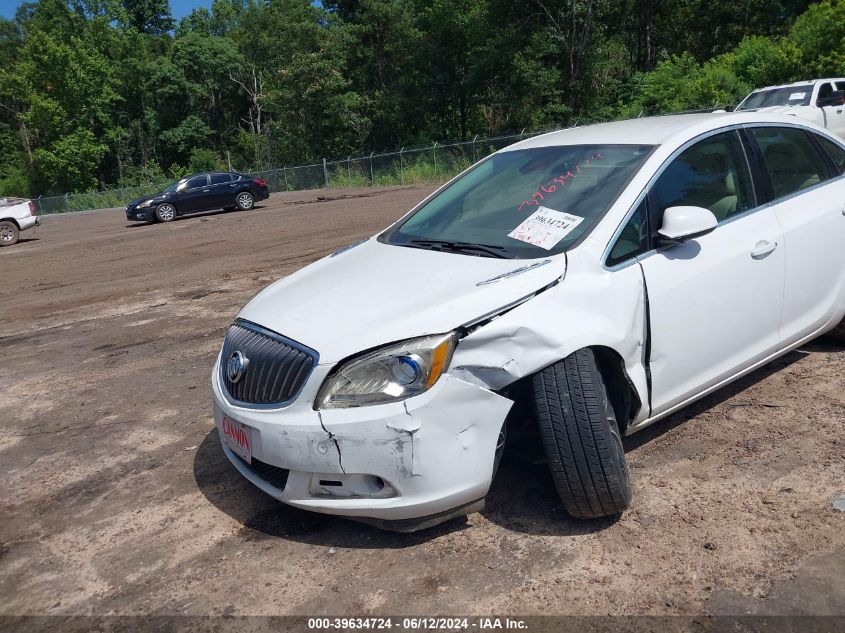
<box><xmin>749</xmin><ymin>78</ymin><xmax>845</xmax><ymax>91</ymax></box>
<box><xmin>507</xmin><ymin>111</ymin><xmax>825</xmax><ymax>148</ymax></box>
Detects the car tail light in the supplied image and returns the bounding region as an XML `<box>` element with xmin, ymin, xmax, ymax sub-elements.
<box><xmin>28</xmin><ymin>200</ymin><xmax>37</xmax><ymax>216</ymax></box>
<box><xmin>254</xmin><ymin>178</ymin><xmax>266</xmax><ymax>187</ymax></box>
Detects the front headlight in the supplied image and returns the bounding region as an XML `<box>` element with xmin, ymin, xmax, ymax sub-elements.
<box><xmin>137</xmin><ymin>199</ymin><xmax>153</xmax><ymax>208</ymax></box>
<box><xmin>315</xmin><ymin>332</ymin><xmax>456</xmax><ymax>409</ymax></box>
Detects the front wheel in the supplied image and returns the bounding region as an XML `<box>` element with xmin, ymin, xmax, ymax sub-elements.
<box><xmin>235</xmin><ymin>191</ymin><xmax>254</xmax><ymax>210</ymax></box>
<box><xmin>532</xmin><ymin>348</ymin><xmax>632</xmax><ymax>519</ymax></box>
<box><xmin>155</xmin><ymin>203</ymin><xmax>177</xmax><ymax>222</ymax></box>
<box><xmin>0</xmin><ymin>221</ymin><xmax>19</xmax><ymax>246</ymax></box>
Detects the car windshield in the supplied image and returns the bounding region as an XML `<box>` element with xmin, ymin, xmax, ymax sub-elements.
<box><xmin>163</xmin><ymin>179</ymin><xmax>186</xmax><ymax>193</ymax></box>
<box><xmin>737</xmin><ymin>87</ymin><xmax>812</xmax><ymax>110</ymax></box>
<box><xmin>385</xmin><ymin>144</ymin><xmax>653</xmax><ymax>258</ymax></box>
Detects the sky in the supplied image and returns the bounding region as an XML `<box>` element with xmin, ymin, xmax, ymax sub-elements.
<box><xmin>0</xmin><ymin>0</ymin><xmax>215</xmax><ymax>21</ymax></box>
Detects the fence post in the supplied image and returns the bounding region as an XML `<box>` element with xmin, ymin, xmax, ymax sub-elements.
<box><xmin>37</xmin><ymin>195</ymin><xmax>42</xmax><ymax>215</ymax></box>
<box><xmin>472</xmin><ymin>135</ymin><xmax>478</xmax><ymax>162</ymax></box>
<box><xmin>283</xmin><ymin>166</ymin><xmax>289</xmax><ymax>191</ymax></box>
<box><xmin>433</xmin><ymin>142</ymin><xmax>438</xmax><ymax>179</ymax></box>
<box><xmin>369</xmin><ymin>151</ymin><xmax>374</xmax><ymax>186</ymax></box>
<box><xmin>322</xmin><ymin>158</ymin><xmax>329</xmax><ymax>188</ymax></box>
<box><xmin>347</xmin><ymin>156</ymin><xmax>352</xmax><ymax>185</ymax></box>
<box><xmin>65</xmin><ymin>193</ymin><xmax>69</xmax><ymax>213</ymax></box>
<box><xmin>399</xmin><ymin>148</ymin><xmax>404</xmax><ymax>185</ymax></box>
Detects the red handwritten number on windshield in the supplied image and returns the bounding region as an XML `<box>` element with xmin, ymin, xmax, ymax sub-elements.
<box><xmin>517</xmin><ymin>152</ymin><xmax>604</xmax><ymax>212</ymax></box>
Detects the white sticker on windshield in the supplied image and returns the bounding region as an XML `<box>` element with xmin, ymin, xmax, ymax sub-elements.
<box><xmin>508</xmin><ymin>206</ymin><xmax>585</xmax><ymax>250</ymax></box>
<box><xmin>789</xmin><ymin>92</ymin><xmax>806</xmax><ymax>100</ymax></box>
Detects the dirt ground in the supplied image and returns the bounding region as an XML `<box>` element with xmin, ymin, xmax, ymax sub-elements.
<box><xmin>1</xmin><ymin>185</ymin><xmax>844</xmax><ymax>622</ymax></box>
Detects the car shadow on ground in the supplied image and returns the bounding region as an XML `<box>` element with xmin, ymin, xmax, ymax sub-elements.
<box><xmin>193</xmin><ymin>428</ymin><xmax>472</xmax><ymax>548</ymax></box>
<box><xmin>193</xmin><ymin>344</ymin><xmax>833</xmax><ymax>545</ymax></box>
<box><xmin>125</xmin><ymin>206</ymin><xmax>265</xmax><ymax>228</ymax></box>
<box><xmin>482</xmin><ymin>347</ymin><xmax>813</xmax><ymax>535</ymax></box>
<box><xmin>622</xmin><ymin>347</ymin><xmax>810</xmax><ymax>452</ymax></box>
<box><xmin>3</xmin><ymin>237</ymin><xmax>39</xmax><ymax>246</ymax></box>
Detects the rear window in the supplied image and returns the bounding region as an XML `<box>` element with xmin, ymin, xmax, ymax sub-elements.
<box><xmin>816</xmin><ymin>135</ymin><xmax>845</xmax><ymax>175</ymax></box>
<box><xmin>210</xmin><ymin>173</ymin><xmax>232</xmax><ymax>184</ymax></box>
<box><xmin>750</xmin><ymin>127</ymin><xmax>831</xmax><ymax>199</ymax></box>
<box><xmin>387</xmin><ymin>144</ymin><xmax>653</xmax><ymax>258</ymax></box>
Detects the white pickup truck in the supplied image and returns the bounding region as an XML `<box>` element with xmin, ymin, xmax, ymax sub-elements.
<box><xmin>734</xmin><ymin>78</ymin><xmax>845</xmax><ymax>138</ymax></box>
<box><xmin>0</xmin><ymin>197</ymin><xmax>39</xmax><ymax>246</ymax></box>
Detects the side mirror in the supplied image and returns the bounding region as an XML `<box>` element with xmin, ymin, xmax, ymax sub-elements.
<box><xmin>658</xmin><ymin>206</ymin><xmax>718</xmax><ymax>244</ymax></box>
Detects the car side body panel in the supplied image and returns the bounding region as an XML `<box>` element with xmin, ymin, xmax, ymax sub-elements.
<box><xmin>771</xmin><ymin>177</ymin><xmax>845</xmax><ymax>345</ymax></box>
<box><xmin>640</xmin><ymin>209</ymin><xmax>785</xmax><ymax>416</ymax></box>
<box><xmin>451</xmin><ymin>244</ymin><xmax>651</xmax><ymax>427</ymax></box>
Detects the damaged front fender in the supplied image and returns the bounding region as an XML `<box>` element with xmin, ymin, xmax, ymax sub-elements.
<box><xmin>450</xmin><ymin>254</ymin><xmax>650</xmax><ymax>425</ymax></box>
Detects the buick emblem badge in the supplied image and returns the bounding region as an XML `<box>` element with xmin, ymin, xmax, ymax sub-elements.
<box><xmin>227</xmin><ymin>351</ymin><xmax>249</xmax><ymax>383</ymax></box>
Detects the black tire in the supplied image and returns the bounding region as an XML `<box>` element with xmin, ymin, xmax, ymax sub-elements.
<box><xmin>235</xmin><ymin>191</ymin><xmax>254</xmax><ymax>210</ymax></box>
<box><xmin>532</xmin><ymin>348</ymin><xmax>632</xmax><ymax>518</ymax></box>
<box><xmin>492</xmin><ymin>420</ymin><xmax>507</xmax><ymax>479</ymax></box>
<box><xmin>155</xmin><ymin>203</ymin><xmax>177</xmax><ymax>222</ymax></box>
<box><xmin>0</xmin><ymin>221</ymin><xmax>19</xmax><ymax>246</ymax></box>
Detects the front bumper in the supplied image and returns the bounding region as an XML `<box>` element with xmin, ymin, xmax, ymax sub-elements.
<box><xmin>126</xmin><ymin>205</ymin><xmax>152</xmax><ymax>221</ymax></box>
<box><xmin>211</xmin><ymin>357</ymin><xmax>512</xmax><ymax>526</ymax></box>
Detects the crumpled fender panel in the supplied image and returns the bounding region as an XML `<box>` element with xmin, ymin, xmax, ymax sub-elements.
<box><xmin>450</xmin><ymin>253</ymin><xmax>650</xmax><ymax>426</ymax></box>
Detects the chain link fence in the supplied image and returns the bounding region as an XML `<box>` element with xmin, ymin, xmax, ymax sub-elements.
<box><xmin>248</xmin><ymin>130</ymin><xmax>540</xmax><ymax>196</ymax></box>
<box><xmin>30</xmin><ymin>107</ymin><xmax>723</xmax><ymax>215</ymax></box>
<box><xmin>30</xmin><ymin>128</ymin><xmax>553</xmax><ymax>215</ymax></box>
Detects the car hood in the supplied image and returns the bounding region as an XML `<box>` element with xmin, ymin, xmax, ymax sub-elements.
<box><xmin>737</xmin><ymin>105</ymin><xmax>804</xmax><ymax>115</ymax></box>
<box><xmin>129</xmin><ymin>192</ymin><xmax>167</xmax><ymax>206</ymax></box>
<box><xmin>237</xmin><ymin>238</ymin><xmax>566</xmax><ymax>364</ymax></box>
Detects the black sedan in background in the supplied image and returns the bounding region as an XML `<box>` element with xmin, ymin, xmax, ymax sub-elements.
<box><xmin>126</xmin><ymin>172</ymin><xmax>270</xmax><ymax>223</ymax></box>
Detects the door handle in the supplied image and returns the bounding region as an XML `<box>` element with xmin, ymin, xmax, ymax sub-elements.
<box><xmin>751</xmin><ymin>240</ymin><xmax>778</xmax><ymax>259</ymax></box>
<box><xmin>202</xmin><ymin>189</ymin><xmax>210</xmax><ymax>192</ymax></box>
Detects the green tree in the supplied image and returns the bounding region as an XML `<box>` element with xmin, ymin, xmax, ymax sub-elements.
<box><xmin>788</xmin><ymin>0</ymin><xmax>845</xmax><ymax>75</ymax></box>
<box><xmin>121</xmin><ymin>0</ymin><xmax>174</xmax><ymax>35</ymax></box>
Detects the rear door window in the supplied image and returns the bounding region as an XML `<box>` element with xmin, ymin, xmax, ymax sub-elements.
<box><xmin>816</xmin><ymin>135</ymin><xmax>845</xmax><ymax>174</ymax></box>
<box><xmin>750</xmin><ymin>127</ymin><xmax>832</xmax><ymax>199</ymax></box>
<box><xmin>210</xmin><ymin>173</ymin><xmax>232</xmax><ymax>185</ymax></box>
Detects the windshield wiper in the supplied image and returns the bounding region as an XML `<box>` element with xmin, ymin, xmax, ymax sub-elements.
<box><xmin>404</xmin><ymin>239</ymin><xmax>517</xmax><ymax>259</ymax></box>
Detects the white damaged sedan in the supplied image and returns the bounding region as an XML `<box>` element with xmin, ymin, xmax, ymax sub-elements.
<box><xmin>211</xmin><ymin>113</ymin><xmax>845</xmax><ymax>530</ymax></box>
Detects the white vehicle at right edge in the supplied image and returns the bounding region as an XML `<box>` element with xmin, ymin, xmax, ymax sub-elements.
<box><xmin>211</xmin><ymin>112</ymin><xmax>845</xmax><ymax>531</ymax></box>
<box><xmin>735</xmin><ymin>78</ymin><xmax>845</xmax><ymax>139</ymax></box>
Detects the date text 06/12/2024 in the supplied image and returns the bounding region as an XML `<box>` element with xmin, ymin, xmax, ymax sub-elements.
<box><xmin>307</xmin><ymin>617</ymin><xmax>528</xmax><ymax>630</ymax></box>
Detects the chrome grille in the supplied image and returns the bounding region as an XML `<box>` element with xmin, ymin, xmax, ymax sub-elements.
<box><xmin>220</xmin><ymin>320</ymin><xmax>318</xmax><ymax>406</ymax></box>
